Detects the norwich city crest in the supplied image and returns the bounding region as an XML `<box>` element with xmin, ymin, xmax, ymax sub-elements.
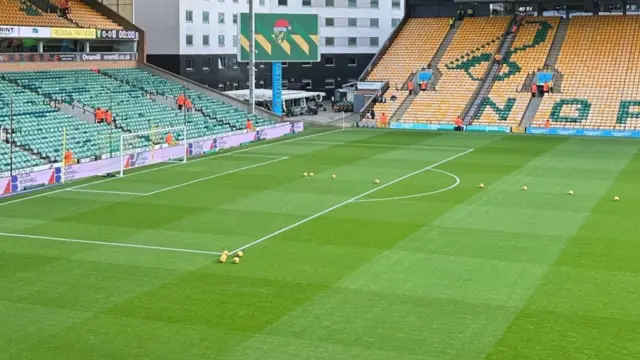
<box><xmin>272</xmin><ymin>19</ymin><xmax>291</xmax><ymax>44</ymax></box>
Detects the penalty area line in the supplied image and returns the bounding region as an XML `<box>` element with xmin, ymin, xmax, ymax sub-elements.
<box><xmin>228</xmin><ymin>148</ymin><xmax>475</xmax><ymax>255</ymax></box>
<box><xmin>67</xmin><ymin>189</ymin><xmax>147</xmax><ymax>196</ymax></box>
<box><xmin>144</xmin><ymin>156</ymin><xmax>289</xmax><ymax>196</ymax></box>
<box><xmin>0</xmin><ymin>232</ymin><xmax>222</xmax><ymax>256</ymax></box>
<box><xmin>0</xmin><ymin>128</ymin><xmax>343</xmax><ymax>208</ymax></box>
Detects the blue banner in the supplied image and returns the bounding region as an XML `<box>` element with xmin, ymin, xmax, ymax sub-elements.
<box><xmin>389</xmin><ymin>122</ymin><xmax>455</xmax><ymax>131</ymax></box>
<box><xmin>465</xmin><ymin>125</ymin><xmax>511</xmax><ymax>133</ymax></box>
<box><xmin>417</xmin><ymin>71</ymin><xmax>433</xmax><ymax>83</ymax></box>
<box><xmin>528</xmin><ymin>127</ymin><xmax>640</xmax><ymax>138</ymax></box>
<box><xmin>536</xmin><ymin>72</ymin><xmax>553</xmax><ymax>85</ymax></box>
<box><xmin>272</xmin><ymin>62</ymin><xmax>283</xmax><ymax>116</ymax></box>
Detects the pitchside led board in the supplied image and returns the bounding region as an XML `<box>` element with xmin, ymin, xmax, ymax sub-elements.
<box><xmin>238</xmin><ymin>13</ymin><xmax>320</xmax><ymax>63</ymax></box>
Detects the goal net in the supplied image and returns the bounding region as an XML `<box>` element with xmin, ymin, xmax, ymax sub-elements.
<box><xmin>119</xmin><ymin>125</ymin><xmax>187</xmax><ymax>177</ymax></box>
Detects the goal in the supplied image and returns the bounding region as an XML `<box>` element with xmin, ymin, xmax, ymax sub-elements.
<box><xmin>119</xmin><ymin>126</ymin><xmax>187</xmax><ymax>177</ymax></box>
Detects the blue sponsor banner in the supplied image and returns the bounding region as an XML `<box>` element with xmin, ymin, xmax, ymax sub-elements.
<box><xmin>465</xmin><ymin>125</ymin><xmax>511</xmax><ymax>133</ymax></box>
<box><xmin>528</xmin><ymin>127</ymin><xmax>640</xmax><ymax>138</ymax></box>
<box><xmin>417</xmin><ymin>71</ymin><xmax>433</xmax><ymax>83</ymax></box>
<box><xmin>389</xmin><ymin>122</ymin><xmax>455</xmax><ymax>131</ymax></box>
<box><xmin>272</xmin><ymin>62</ymin><xmax>283</xmax><ymax>116</ymax></box>
<box><xmin>536</xmin><ymin>72</ymin><xmax>553</xmax><ymax>84</ymax></box>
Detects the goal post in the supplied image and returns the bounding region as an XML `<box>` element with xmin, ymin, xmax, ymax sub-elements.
<box><xmin>119</xmin><ymin>126</ymin><xmax>187</xmax><ymax>177</ymax></box>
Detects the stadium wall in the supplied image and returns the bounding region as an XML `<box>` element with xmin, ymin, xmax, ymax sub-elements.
<box><xmin>0</xmin><ymin>61</ymin><xmax>137</xmax><ymax>72</ymax></box>
<box><xmin>407</xmin><ymin>0</ymin><xmax>491</xmax><ymax>17</ymax></box>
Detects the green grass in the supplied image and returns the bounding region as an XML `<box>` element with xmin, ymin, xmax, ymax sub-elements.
<box><xmin>1</xmin><ymin>128</ymin><xmax>639</xmax><ymax>360</ymax></box>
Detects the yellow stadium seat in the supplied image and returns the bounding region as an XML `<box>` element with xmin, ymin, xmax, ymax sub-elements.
<box><xmin>0</xmin><ymin>0</ymin><xmax>74</xmax><ymax>27</ymax></box>
<box><xmin>367</xmin><ymin>18</ymin><xmax>450</xmax><ymax>118</ymax></box>
<box><xmin>402</xmin><ymin>17</ymin><xmax>511</xmax><ymax>125</ymax></box>
<box><xmin>532</xmin><ymin>16</ymin><xmax>640</xmax><ymax>130</ymax></box>
<box><xmin>474</xmin><ymin>17</ymin><xmax>560</xmax><ymax>127</ymax></box>
<box><xmin>66</xmin><ymin>0</ymin><xmax>121</xmax><ymax>29</ymax></box>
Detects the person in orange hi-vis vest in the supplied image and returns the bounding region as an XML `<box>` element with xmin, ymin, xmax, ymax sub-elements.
<box><xmin>420</xmin><ymin>80</ymin><xmax>427</xmax><ymax>92</ymax></box>
<box><xmin>455</xmin><ymin>116</ymin><xmax>463</xmax><ymax>127</ymax></box>
<box><xmin>64</xmin><ymin>149</ymin><xmax>73</xmax><ymax>165</ymax></box>
<box><xmin>246</xmin><ymin>119</ymin><xmax>254</xmax><ymax>131</ymax></box>
<box><xmin>531</xmin><ymin>83</ymin><xmax>537</xmax><ymax>97</ymax></box>
<box><xmin>95</xmin><ymin>107</ymin><xmax>102</xmax><ymax>123</ymax></box>
<box><xmin>407</xmin><ymin>81</ymin><xmax>414</xmax><ymax>95</ymax></box>
<box><xmin>380</xmin><ymin>112</ymin><xmax>389</xmax><ymax>128</ymax></box>
<box><xmin>97</xmin><ymin>108</ymin><xmax>107</xmax><ymax>123</ymax></box>
<box><xmin>185</xmin><ymin>98</ymin><xmax>193</xmax><ymax>112</ymax></box>
<box><xmin>105</xmin><ymin>110</ymin><xmax>112</xmax><ymax>125</ymax></box>
<box><xmin>177</xmin><ymin>95</ymin><xmax>185</xmax><ymax>110</ymax></box>
<box><xmin>165</xmin><ymin>132</ymin><xmax>174</xmax><ymax>146</ymax></box>
<box><xmin>543</xmin><ymin>81</ymin><xmax>549</xmax><ymax>93</ymax></box>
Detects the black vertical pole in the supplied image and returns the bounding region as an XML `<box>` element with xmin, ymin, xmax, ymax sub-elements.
<box><xmin>9</xmin><ymin>93</ymin><xmax>13</xmax><ymax>178</ymax></box>
<box><xmin>109</xmin><ymin>86</ymin><xmax>113</xmax><ymax>157</ymax></box>
<box><xmin>183</xmin><ymin>83</ymin><xmax>187</xmax><ymax>126</ymax></box>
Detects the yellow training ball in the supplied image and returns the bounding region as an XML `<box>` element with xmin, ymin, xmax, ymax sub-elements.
<box><xmin>332</xmin><ymin>174</ymin><xmax>336</xmax><ymax>179</ymax></box>
<box><xmin>568</xmin><ymin>190</ymin><xmax>574</xmax><ymax>195</ymax></box>
<box><xmin>374</xmin><ymin>179</ymin><xmax>380</xmax><ymax>184</ymax></box>
<box><xmin>222</xmin><ymin>250</ymin><xmax>229</xmax><ymax>256</ymax></box>
<box><xmin>522</xmin><ymin>186</ymin><xmax>528</xmax><ymax>191</ymax></box>
<box><xmin>309</xmin><ymin>172</ymin><xmax>314</xmax><ymax>177</ymax></box>
<box><xmin>237</xmin><ymin>251</ymin><xmax>244</xmax><ymax>257</ymax></box>
<box><xmin>614</xmin><ymin>196</ymin><xmax>620</xmax><ymax>201</ymax></box>
<box><xmin>233</xmin><ymin>257</ymin><xmax>240</xmax><ymax>264</ymax></box>
<box><xmin>219</xmin><ymin>255</ymin><xmax>227</xmax><ymax>263</ymax></box>
<box><xmin>303</xmin><ymin>172</ymin><xmax>308</xmax><ymax>177</ymax></box>
<box><xmin>479</xmin><ymin>183</ymin><xmax>485</xmax><ymax>188</ymax></box>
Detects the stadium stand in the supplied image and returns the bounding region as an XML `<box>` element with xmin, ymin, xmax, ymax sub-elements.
<box><xmin>3</xmin><ymin>70</ymin><xmax>227</xmax><ymax>140</ymax></box>
<box><xmin>474</xmin><ymin>17</ymin><xmax>560</xmax><ymax>127</ymax></box>
<box><xmin>0</xmin><ymin>0</ymin><xmax>73</xmax><ymax>27</ymax></box>
<box><xmin>0</xmin><ymin>76</ymin><xmax>129</xmax><ymax>163</ymax></box>
<box><xmin>366</xmin><ymin>18</ymin><xmax>450</xmax><ymax>119</ymax></box>
<box><xmin>101</xmin><ymin>68</ymin><xmax>275</xmax><ymax>130</ymax></box>
<box><xmin>0</xmin><ymin>141</ymin><xmax>44</xmax><ymax>172</ymax></box>
<box><xmin>2</xmin><ymin>68</ymin><xmax>274</xmax><ymax>146</ymax></box>
<box><xmin>65</xmin><ymin>0</ymin><xmax>122</xmax><ymax>29</ymax></box>
<box><xmin>401</xmin><ymin>17</ymin><xmax>511</xmax><ymax>124</ymax></box>
<box><xmin>532</xmin><ymin>16</ymin><xmax>640</xmax><ymax>130</ymax></box>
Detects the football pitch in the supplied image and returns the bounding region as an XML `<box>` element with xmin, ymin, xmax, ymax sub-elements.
<box><xmin>1</xmin><ymin>127</ymin><xmax>639</xmax><ymax>360</ymax></box>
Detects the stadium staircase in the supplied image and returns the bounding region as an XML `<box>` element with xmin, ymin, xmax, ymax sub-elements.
<box><xmin>463</xmin><ymin>19</ymin><xmax>517</xmax><ymax>124</ymax></box>
<box><xmin>0</xmin><ymin>75</ymin><xmax>129</xmax><ymax>162</ymax></box>
<box><xmin>100</xmin><ymin>68</ymin><xmax>275</xmax><ymax>132</ymax></box>
<box><xmin>426</xmin><ymin>21</ymin><xmax>460</xmax><ymax>91</ymax></box>
<box><xmin>365</xmin><ymin>18</ymin><xmax>450</xmax><ymax>121</ymax></box>
<box><xmin>400</xmin><ymin>17</ymin><xmax>512</xmax><ymax>124</ymax></box>
<box><xmin>530</xmin><ymin>16</ymin><xmax>640</xmax><ymax>130</ymax></box>
<box><xmin>390</xmin><ymin>21</ymin><xmax>460</xmax><ymax>122</ymax></box>
<box><xmin>519</xmin><ymin>18</ymin><xmax>569</xmax><ymax>128</ymax></box>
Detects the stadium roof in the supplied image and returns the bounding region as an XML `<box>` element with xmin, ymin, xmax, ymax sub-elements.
<box><xmin>224</xmin><ymin>89</ymin><xmax>325</xmax><ymax>102</ymax></box>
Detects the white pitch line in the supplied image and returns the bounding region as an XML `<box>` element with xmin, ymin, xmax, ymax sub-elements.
<box><xmin>352</xmin><ymin>168</ymin><xmax>460</xmax><ymax>203</ymax></box>
<box><xmin>0</xmin><ymin>232</ymin><xmax>222</xmax><ymax>256</ymax></box>
<box><xmin>228</xmin><ymin>148</ymin><xmax>475</xmax><ymax>255</ymax></box>
<box><xmin>225</xmin><ymin>153</ymin><xmax>286</xmax><ymax>159</ymax></box>
<box><xmin>294</xmin><ymin>140</ymin><xmax>472</xmax><ymax>151</ymax></box>
<box><xmin>0</xmin><ymin>128</ymin><xmax>343</xmax><ymax>208</ymax></box>
<box><xmin>67</xmin><ymin>189</ymin><xmax>146</xmax><ymax>196</ymax></box>
<box><xmin>144</xmin><ymin>156</ymin><xmax>288</xmax><ymax>196</ymax></box>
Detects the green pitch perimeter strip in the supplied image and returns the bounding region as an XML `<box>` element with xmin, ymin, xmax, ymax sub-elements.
<box><xmin>0</xmin><ymin>128</ymin><xmax>473</xmax><ymax>257</ymax></box>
